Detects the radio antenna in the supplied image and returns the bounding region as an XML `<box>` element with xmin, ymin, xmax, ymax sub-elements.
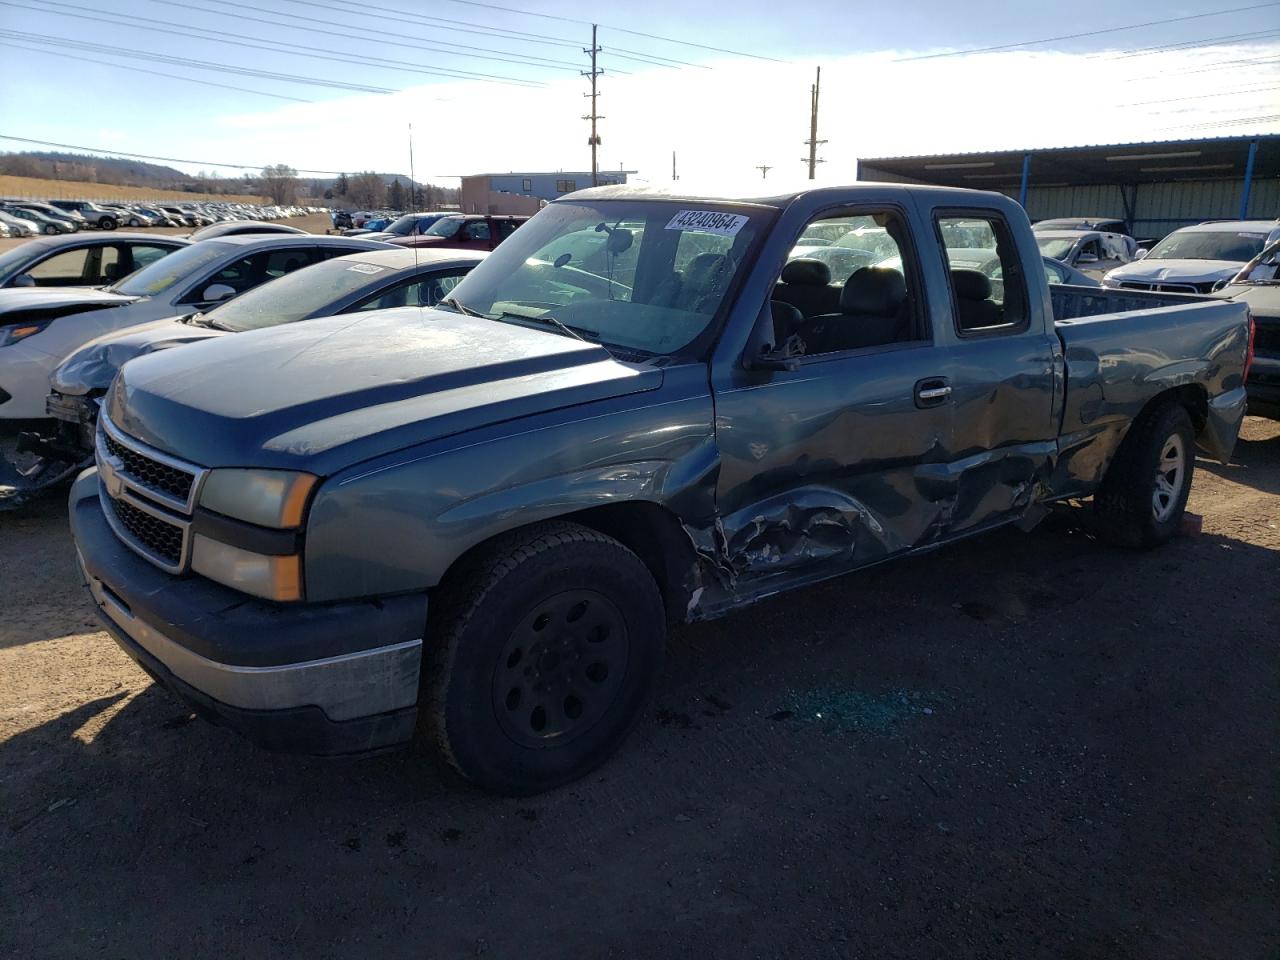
<box><xmin>408</xmin><ymin>122</ymin><xmax>419</xmax><ymax>271</ymax></box>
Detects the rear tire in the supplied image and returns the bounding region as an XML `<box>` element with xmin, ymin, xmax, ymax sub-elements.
<box><xmin>423</xmin><ymin>522</ymin><xmax>665</xmax><ymax>795</ymax></box>
<box><xmin>1094</xmin><ymin>400</ymin><xmax>1195</xmax><ymax>548</ymax></box>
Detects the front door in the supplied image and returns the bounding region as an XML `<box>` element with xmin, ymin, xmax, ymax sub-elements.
<box><xmin>711</xmin><ymin>204</ymin><xmax>955</xmax><ymax>593</ymax></box>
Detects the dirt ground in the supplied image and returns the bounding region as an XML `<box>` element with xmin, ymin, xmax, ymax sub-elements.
<box><xmin>0</xmin><ymin>212</ymin><xmax>335</xmax><ymax>255</ymax></box>
<box><xmin>1</xmin><ymin>418</ymin><xmax>1277</xmax><ymax>960</ymax></box>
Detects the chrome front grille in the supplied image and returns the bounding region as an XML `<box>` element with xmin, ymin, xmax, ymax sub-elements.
<box><xmin>96</xmin><ymin>416</ymin><xmax>208</xmax><ymax>574</ymax></box>
<box><xmin>107</xmin><ymin>495</ymin><xmax>184</xmax><ymax>566</ymax></box>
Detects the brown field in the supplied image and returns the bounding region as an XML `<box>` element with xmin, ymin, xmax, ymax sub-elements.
<box><xmin>0</xmin><ymin>174</ymin><xmax>269</xmax><ymax>204</ymax></box>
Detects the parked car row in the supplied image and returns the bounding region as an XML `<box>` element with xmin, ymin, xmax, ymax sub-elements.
<box><xmin>0</xmin><ymin>199</ymin><xmax>323</xmax><ymax>234</ymax></box>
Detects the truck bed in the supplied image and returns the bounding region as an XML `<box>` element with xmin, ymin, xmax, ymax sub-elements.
<box><xmin>1049</xmin><ymin>283</ymin><xmax>1207</xmax><ymax>321</ymax></box>
<box><xmin>1050</xmin><ymin>289</ymin><xmax>1252</xmax><ymax>493</ymax></box>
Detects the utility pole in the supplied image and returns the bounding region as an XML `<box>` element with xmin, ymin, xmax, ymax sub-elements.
<box><xmin>672</xmin><ymin>151</ymin><xmax>678</xmax><ymax>181</ymax></box>
<box><xmin>583</xmin><ymin>24</ymin><xmax>603</xmax><ymax>187</ymax></box>
<box><xmin>755</xmin><ymin>164</ymin><xmax>773</xmax><ymax>179</ymax></box>
<box><xmin>802</xmin><ymin>66</ymin><xmax>826</xmax><ymax>180</ymax></box>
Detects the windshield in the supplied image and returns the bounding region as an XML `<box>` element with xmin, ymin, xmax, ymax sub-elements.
<box><xmin>203</xmin><ymin>256</ymin><xmax>392</xmax><ymax>331</ymax></box>
<box><xmin>110</xmin><ymin>240</ymin><xmax>233</xmax><ymax>297</ymax></box>
<box><xmin>1147</xmin><ymin>230</ymin><xmax>1267</xmax><ymax>262</ymax></box>
<box><xmin>444</xmin><ymin>200</ymin><xmax>767</xmax><ymax>359</ymax></box>
<box><xmin>1036</xmin><ymin>236</ymin><xmax>1078</xmax><ymax>260</ymax></box>
<box><xmin>385</xmin><ymin>214</ymin><xmax>430</xmax><ymax>236</ymax></box>
<box><xmin>425</xmin><ymin>217</ymin><xmax>463</xmax><ymax>238</ymax></box>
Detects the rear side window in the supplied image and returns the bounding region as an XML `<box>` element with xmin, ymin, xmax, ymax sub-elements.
<box><xmin>935</xmin><ymin>212</ymin><xmax>1028</xmax><ymax>335</ymax></box>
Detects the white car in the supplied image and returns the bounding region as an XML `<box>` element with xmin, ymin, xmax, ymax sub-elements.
<box><xmin>0</xmin><ymin>234</ymin><xmax>391</xmax><ymax>420</ymax></box>
<box><xmin>1102</xmin><ymin>220</ymin><xmax>1280</xmax><ymax>294</ymax></box>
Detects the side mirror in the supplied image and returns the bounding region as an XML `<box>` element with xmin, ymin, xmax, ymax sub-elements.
<box><xmin>200</xmin><ymin>283</ymin><xmax>236</xmax><ymax>304</ymax></box>
<box><xmin>1076</xmin><ymin>252</ymin><xmax>1099</xmax><ymax>264</ymax></box>
<box><xmin>745</xmin><ymin>301</ymin><xmax>803</xmax><ymax>372</ymax></box>
<box><xmin>12</xmin><ymin>273</ymin><xmax>35</xmax><ymax>288</ymax></box>
<box><xmin>1134</xmin><ymin>248</ymin><xmax>1149</xmax><ymax>261</ymax></box>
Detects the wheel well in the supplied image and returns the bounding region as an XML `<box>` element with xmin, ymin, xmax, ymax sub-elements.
<box><xmin>1144</xmin><ymin>384</ymin><xmax>1207</xmax><ymax>433</ymax></box>
<box><xmin>434</xmin><ymin>502</ymin><xmax>700</xmax><ymax>625</ymax></box>
<box><xmin>559</xmin><ymin>502</ymin><xmax>700</xmax><ymax>623</ymax></box>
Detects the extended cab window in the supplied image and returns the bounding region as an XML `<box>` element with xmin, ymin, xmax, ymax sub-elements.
<box><xmin>442</xmin><ymin>200</ymin><xmax>766</xmax><ymax>359</ymax></box>
<box><xmin>773</xmin><ymin>210</ymin><xmax>925</xmax><ymax>355</ymax></box>
<box><xmin>935</xmin><ymin>213</ymin><xmax>1028</xmax><ymax>335</ymax></box>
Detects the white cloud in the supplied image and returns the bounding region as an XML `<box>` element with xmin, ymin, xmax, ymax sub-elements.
<box><xmin>199</xmin><ymin>42</ymin><xmax>1280</xmax><ymax>186</ymax></box>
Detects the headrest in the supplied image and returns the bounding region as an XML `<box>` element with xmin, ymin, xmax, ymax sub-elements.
<box><xmin>769</xmin><ymin>299</ymin><xmax>803</xmax><ymax>335</ymax></box>
<box><xmin>282</xmin><ymin>256</ymin><xmax>305</xmax><ymax>272</ymax></box>
<box><xmin>781</xmin><ymin>257</ymin><xmax>831</xmax><ymax>287</ymax></box>
<box><xmin>686</xmin><ymin>252</ymin><xmax>730</xmax><ymax>286</ymax></box>
<box><xmin>951</xmin><ymin>268</ymin><xmax>991</xmax><ymax>301</ymax></box>
<box><xmin>839</xmin><ymin>267</ymin><xmax>905</xmax><ymax>316</ymax></box>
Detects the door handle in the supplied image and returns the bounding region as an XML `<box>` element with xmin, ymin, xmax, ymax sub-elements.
<box><xmin>914</xmin><ymin>377</ymin><xmax>951</xmax><ymax>408</ymax></box>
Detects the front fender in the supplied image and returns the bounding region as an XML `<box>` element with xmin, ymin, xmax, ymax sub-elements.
<box><xmin>302</xmin><ymin>370</ymin><xmax>717</xmax><ymax>602</ymax></box>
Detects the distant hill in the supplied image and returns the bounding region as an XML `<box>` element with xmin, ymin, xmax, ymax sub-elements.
<box><xmin>0</xmin><ymin>150</ymin><xmax>255</xmax><ymax>195</ymax></box>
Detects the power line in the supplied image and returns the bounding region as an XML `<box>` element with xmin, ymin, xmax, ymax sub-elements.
<box><xmin>1132</xmin><ymin>53</ymin><xmax>1280</xmax><ymax>79</ymax></box>
<box><xmin>11</xmin><ymin>0</ymin><xmax>546</xmax><ymax>86</ymax></box>
<box><xmin>159</xmin><ymin>0</ymin><xmax>587</xmax><ymax>72</ymax></box>
<box><xmin>1103</xmin><ymin>28</ymin><xmax>1280</xmax><ymax>58</ymax></box>
<box><xmin>1168</xmin><ymin>113</ymin><xmax>1280</xmax><ymax>131</ymax></box>
<box><xmin>434</xmin><ymin>0</ymin><xmax>788</xmax><ymax>62</ymax></box>
<box><xmin>894</xmin><ymin>1</ymin><xmax>1280</xmax><ymax>61</ymax></box>
<box><xmin>0</xmin><ymin>40</ymin><xmax>314</xmax><ymax>101</ymax></box>
<box><xmin>1122</xmin><ymin>83</ymin><xmax>1280</xmax><ymax>107</ymax></box>
<box><xmin>266</xmin><ymin>0</ymin><xmax>699</xmax><ymax>69</ymax></box>
<box><xmin>0</xmin><ymin>29</ymin><xmax>398</xmax><ymax>94</ymax></box>
<box><xmin>0</xmin><ymin>134</ymin><xmax>391</xmax><ymax>176</ymax></box>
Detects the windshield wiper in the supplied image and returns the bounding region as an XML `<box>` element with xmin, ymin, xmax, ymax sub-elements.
<box><xmin>438</xmin><ymin>296</ymin><xmax>485</xmax><ymax>318</ymax></box>
<box><xmin>498</xmin><ymin>311</ymin><xmax>599</xmax><ymax>344</ymax></box>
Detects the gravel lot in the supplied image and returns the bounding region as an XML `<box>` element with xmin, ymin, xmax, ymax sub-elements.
<box><xmin>1</xmin><ymin>410</ymin><xmax>1276</xmax><ymax>959</ymax></box>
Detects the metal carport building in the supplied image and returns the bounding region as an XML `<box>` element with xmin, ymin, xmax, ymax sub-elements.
<box><xmin>857</xmin><ymin>135</ymin><xmax>1278</xmax><ymax>241</ymax></box>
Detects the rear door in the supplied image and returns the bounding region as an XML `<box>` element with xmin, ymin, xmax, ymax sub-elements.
<box><xmin>926</xmin><ymin>205</ymin><xmax>1059</xmax><ymax>533</ymax></box>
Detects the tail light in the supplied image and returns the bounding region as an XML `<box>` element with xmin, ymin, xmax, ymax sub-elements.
<box><xmin>1244</xmin><ymin>309</ymin><xmax>1255</xmax><ymax>385</ymax></box>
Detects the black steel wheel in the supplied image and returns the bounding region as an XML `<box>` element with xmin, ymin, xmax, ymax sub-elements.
<box><xmin>424</xmin><ymin>521</ymin><xmax>665</xmax><ymax>794</ymax></box>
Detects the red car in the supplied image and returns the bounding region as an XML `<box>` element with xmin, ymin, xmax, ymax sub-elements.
<box><xmin>389</xmin><ymin>214</ymin><xmax>528</xmax><ymax>252</ymax></box>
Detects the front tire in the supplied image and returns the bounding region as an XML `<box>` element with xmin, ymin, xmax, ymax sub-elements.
<box><xmin>98</xmin><ymin>217</ymin><xmax>116</xmax><ymax>230</ymax></box>
<box><xmin>423</xmin><ymin>522</ymin><xmax>666</xmax><ymax>795</ymax></box>
<box><xmin>43</xmin><ymin>224</ymin><xmax>58</xmax><ymax>235</ymax></box>
<box><xmin>1094</xmin><ymin>401</ymin><xmax>1195</xmax><ymax>548</ymax></box>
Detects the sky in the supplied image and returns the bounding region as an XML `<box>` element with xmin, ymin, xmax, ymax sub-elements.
<box><xmin>1</xmin><ymin>0</ymin><xmax>1278</xmax><ymax>188</ymax></box>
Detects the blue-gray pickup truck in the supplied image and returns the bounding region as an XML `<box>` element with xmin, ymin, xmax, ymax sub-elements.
<box><xmin>69</xmin><ymin>183</ymin><xmax>1254</xmax><ymax>794</ymax></box>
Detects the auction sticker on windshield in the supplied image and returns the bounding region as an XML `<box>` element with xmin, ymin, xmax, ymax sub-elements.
<box><xmin>665</xmin><ymin>210</ymin><xmax>749</xmax><ymax>237</ymax></box>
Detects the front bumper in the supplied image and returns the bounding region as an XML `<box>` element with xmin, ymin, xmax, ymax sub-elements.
<box><xmin>1246</xmin><ymin>356</ymin><xmax>1280</xmax><ymax>421</ymax></box>
<box><xmin>70</xmin><ymin>470</ymin><xmax>428</xmax><ymax>756</ymax></box>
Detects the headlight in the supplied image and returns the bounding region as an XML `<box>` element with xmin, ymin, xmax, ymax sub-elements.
<box><xmin>191</xmin><ymin>534</ymin><xmax>303</xmax><ymax>602</ymax></box>
<box><xmin>0</xmin><ymin>319</ymin><xmax>53</xmax><ymax>347</ymax></box>
<box><xmin>199</xmin><ymin>468</ymin><xmax>316</xmax><ymax>528</ymax></box>
<box><xmin>1100</xmin><ymin>275</ymin><xmax>1119</xmax><ymax>288</ymax></box>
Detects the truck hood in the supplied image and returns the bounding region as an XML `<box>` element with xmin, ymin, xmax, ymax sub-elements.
<box><xmin>51</xmin><ymin>315</ymin><xmax>223</xmax><ymax>395</ymax></box>
<box><xmin>105</xmin><ymin>308</ymin><xmax>662</xmax><ymax>473</ymax></box>
<box><xmin>1105</xmin><ymin>258</ymin><xmax>1241</xmax><ymax>286</ymax></box>
<box><xmin>0</xmin><ymin>286</ymin><xmax>139</xmax><ymax>317</ymax></box>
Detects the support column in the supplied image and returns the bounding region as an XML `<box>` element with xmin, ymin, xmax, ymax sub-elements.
<box><xmin>1239</xmin><ymin>139</ymin><xmax>1258</xmax><ymax>220</ymax></box>
<box><xmin>1018</xmin><ymin>153</ymin><xmax>1031</xmax><ymax>209</ymax></box>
